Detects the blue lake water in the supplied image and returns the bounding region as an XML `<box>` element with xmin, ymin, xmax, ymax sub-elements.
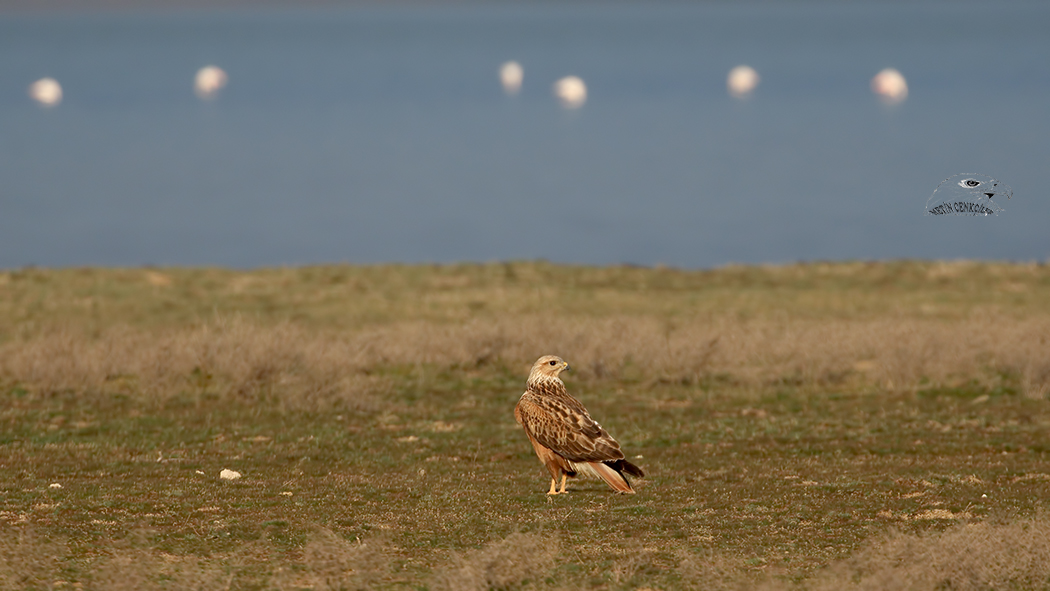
<box><xmin>1</xmin><ymin>1</ymin><xmax>1048</xmax><ymax>268</ymax></box>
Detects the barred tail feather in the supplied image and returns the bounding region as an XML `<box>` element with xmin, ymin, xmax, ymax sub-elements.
<box><xmin>572</xmin><ymin>461</ymin><xmax>635</xmax><ymax>494</ymax></box>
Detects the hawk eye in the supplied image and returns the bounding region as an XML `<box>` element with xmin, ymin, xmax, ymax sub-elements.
<box><xmin>549</xmin><ymin>360</ymin><xmax>557</xmax><ymax>366</ymax></box>
<box><xmin>962</xmin><ymin>179</ymin><xmax>981</xmax><ymax>188</ymax></box>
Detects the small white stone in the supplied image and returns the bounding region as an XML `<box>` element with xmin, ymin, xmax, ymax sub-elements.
<box><xmin>196</xmin><ymin>470</ymin><xmax>205</xmax><ymax>475</ymax></box>
<box><xmin>49</xmin><ymin>483</ymin><xmax>62</xmax><ymax>489</ymax></box>
<box><xmin>280</xmin><ymin>491</ymin><xmax>293</xmax><ymax>496</ymax></box>
<box><xmin>219</xmin><ymin>469</ymin><xmax>241</xmax><ymax>481</ymax></box>
<box><xmin>981</xmin><ymin>494</ymin><xmax>988</xmax><ymax>498</ymax></box>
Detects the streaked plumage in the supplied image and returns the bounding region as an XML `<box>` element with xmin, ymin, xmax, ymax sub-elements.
<box><xmin>515</xmin><ymin>355</ymin><xmax>645</xmax><ymax>495</ymax></box>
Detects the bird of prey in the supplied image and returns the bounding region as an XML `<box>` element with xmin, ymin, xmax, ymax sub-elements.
<box><xmin>514</xmin><ymin>355</ymin><xmax>645</xmax><ymax>495</ymax></box>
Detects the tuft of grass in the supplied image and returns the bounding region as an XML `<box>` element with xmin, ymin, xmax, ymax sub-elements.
<box><xmin>0</xmin><ymin>528</ymin><xmax>66</xmax><ymax>590</ymax></box>
<box><xmin>285</xmin><ymin>528</ymin><xmax>390</xmax><ymax>591</ymax></box>
<box><xmin>431</xmin><ymin>531</ymin><xmax>558</xmax><ymax>591</ymax></box>
<box><xmin>676</xmin><ymin>549</ymin><xmax>751</xmax><ymax>591</ymax></box>
<box><xmin>90</xmin><ymin>549</ymin><xmax>232</xmax><ymax>591</ymax></box>
<box><xmin>806</xmin><ymin>514</ymin><xmax>1050</xmax><ymax>591</ymax></box>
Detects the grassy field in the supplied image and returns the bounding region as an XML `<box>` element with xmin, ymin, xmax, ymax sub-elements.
<box><xmin>2</xmin><ymin>260</ymin><xmax>1050</xmax><ymax>590</ymax></box>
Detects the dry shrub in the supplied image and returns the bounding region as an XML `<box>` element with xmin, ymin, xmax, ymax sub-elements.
<box><xmin>807</xmin><ymin>514</ymin><xmax>1050</xmax><ymax>591</ymax></box>
<box><xmin>0</xmin><ymin>319</ymin><xmax>388</xmax><ymax>411</ymax></box>
<box><xmin>1018</xmin><ymin>356</ymin><xmax>1050</xmax><ymax>400</ymax></box>
<box><xmin>430</xmin><ymin>531</ymin><xmax>558</xmax><ymax>591</ymax></box>
<box><xmin>0</xmin><ymin>527</ymin><xmax>66</xmax><ymax>590</ymax></box>
<box><xmin>90</xmin><ymin>550</ymin><xmax>231</xmax><ymax>591</ymax></box>
<box><xmin>607</xmin><ymin>543</ymin><xmax>665</xmax><ymax>587</ymax></box>
<box><xmin>676</xmin><ymin>549</ymin><xmax>752</xmax><ymax>591</ymax></box>
<box><xmin>280</xmin><ymin>528</ymin><xmax>388</xmax><ymax>591</ymax></box>
<box><xmin>402</xmin><ymin>312</ymin><xmax>1045</xmax><ymax>393</ymax></box>
<box><xmin>0</xmin><ymin>526</ymin><xmax>236</xmax><ymax>591</ymax></box>
<box><xmin>3</xmin><ymin>313</ymin><xmax>1050</xmax><ymax>405</ymax></box>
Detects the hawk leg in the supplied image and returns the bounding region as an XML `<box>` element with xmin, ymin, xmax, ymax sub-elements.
<box><xmin>547</xmin><ymin>474</ymin><xmax>569</xmax><ymax>495</ymax></box>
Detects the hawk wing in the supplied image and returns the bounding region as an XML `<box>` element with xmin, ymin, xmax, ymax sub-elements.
<box><xmin>516</xmin><ymin>390</ymin><xmax>627</xmax><ymax>463</ymax></box>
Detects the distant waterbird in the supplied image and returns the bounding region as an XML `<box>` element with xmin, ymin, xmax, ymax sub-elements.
<box><xmin>553</xmin><ymin>75</ymin><xmax>587</xmax><ymax>109</ymax></box>
<box><xmin>727</xmin><ymin>65</ymin><xmax>760</xmax><ymax>98</ymax></box>
<box><xmin>194</xmin><ymin>65</ymin><xmax>228</xmax><ymax>100</ymax></box>
<box><xmin>500</xmin><ymin>61</ymin><xmax>524</xmax><ymax>95</ymax></box>
<box><xmin>28</xmin><ymin>77</ymin><xmax>62</xmax><ymax>107</ymax></box>
<box><xmin>871</xmin><ymin>68</ymin><xmax>908</xmax><ymax>105</ymax></box>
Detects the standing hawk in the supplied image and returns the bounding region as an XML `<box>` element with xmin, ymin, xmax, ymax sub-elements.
<box><xmin>515</xmin><ymin>355</ymin><xmax>645</xmax><ymax>495</ymax></box>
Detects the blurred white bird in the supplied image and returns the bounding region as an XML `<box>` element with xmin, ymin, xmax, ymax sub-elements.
<box><xmin>553</xmin><ymin>76</ymin><xmax>587</xmax><ymax>109</ymax></box>
<box><xmin>195</xmin><ymin>65</ymin><xmax>228</xmax><ymax>100</ymax></box>
<box><xmin>871</xmin><ymin>68</ymin><xmax>908</xmax><ymax>104</ymax></box>
<box><xmin>500</xmin><ymin>61</ymin><xmax>523</xmax><ymax>95</ymax></box>
<box><xmin>727</xmin><ymin>65</ymin><xmax>760</xmax><ymax>98</ymax></box>
<box><xmin>28</xmin><ymin>78</ymin><xmax>62</xmax><ymax>107</ymax></box>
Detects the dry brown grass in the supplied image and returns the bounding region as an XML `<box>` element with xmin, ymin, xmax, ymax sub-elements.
<box><xmin>4</xmin><ymin>260</ymin><xmax>1050</xmax><ymax>402</ymax></box>
<box><xmin>6</xmin><ymin>517</ymin><xmax>1049</xmax><ymax>591</ymax></box>
<box><xmin>430</xmin><ymin>531</ymin><xmax>558</xmax><ymax>591</ymax></box>
<box><xmin>90</xmin><ymin>551</ymin><xmax>232</xmax><ymax>591</ymax></box>
<box><xmin>280</xmin><ymin>528</ymin><xmax>390</xmax><ymax>591</ymax></box>
<box><xmin>804</xmin><ymin>513</ymin><xmax>1050</xmax><ymax>591</ymax></box>
<box><xmin>0</xmin><ymin>528</ymin><xmax>66</xmax><ymax>591</ymax></box>
<box><xmin>676</xmin><ymin>549</ymin><xmax>752</xmax><ymax>591</ymax></box>
<box><xmin>3</xmin><ymin>313</ymin><xmax>1049</xmax><ymax>405</ymax></box>
<box><xmin>0</xmin><ymin>526</ymin><xmax>235</xmax><ymax>591</ymax></box>
<box><xmin>672</xmin><ymin>514</ymin><xmax>1050</xmax><ymax>590</ymax></box>
<box><xmin>0</xmin><ymin>320</ymin><xmax>390</xmax><ymax>412</ymax></box>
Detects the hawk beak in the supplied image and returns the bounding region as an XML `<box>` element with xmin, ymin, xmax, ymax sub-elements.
<box><xmin>563</xmin><ymin>362</ymin><xmax>571</xmax><ymax>372</ymax></box>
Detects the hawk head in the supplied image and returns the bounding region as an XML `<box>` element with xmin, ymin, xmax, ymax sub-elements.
<box><xmin>530</xmin><ymin>355</ymin><xmax>571</xmax><ymax>380</ymax></box>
